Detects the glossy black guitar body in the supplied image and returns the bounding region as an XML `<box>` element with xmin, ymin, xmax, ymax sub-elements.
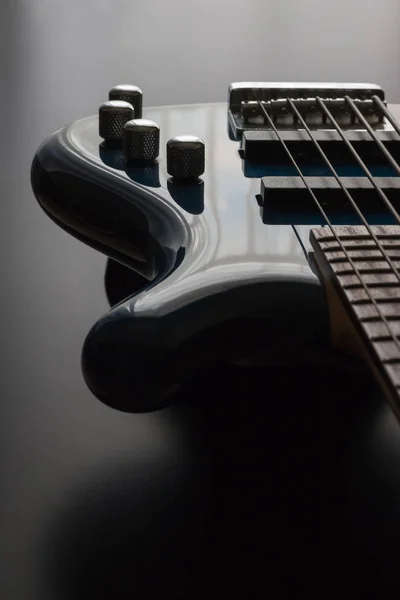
<box><xmin>31</xmin><ymin>83</ymin><xmax>399</xmax><ymax>411</ymax></box>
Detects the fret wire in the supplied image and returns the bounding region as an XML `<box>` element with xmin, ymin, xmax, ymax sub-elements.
<box><xmin>255</xmin><ymin>95</ymin><xmax>400</xmax><ymax>353</ymax></box>
<box><xmin>372</xmin><ymin>95</ymin><xmax>400</xmax><ymax>138</ymax></box>
<box><xmin>345</xmin><ymin>95</ymin><xmax>400</xmax><ymax>178</ymax></box>
<box><xmin>288</xmin><ymin>97</ymin><xmax>400</xmax><ymax>283</ymax></box>
<box><xmin>316</xmin><ymin>97</ymin><xmax>400</xmax><ymax>227</ymax></box>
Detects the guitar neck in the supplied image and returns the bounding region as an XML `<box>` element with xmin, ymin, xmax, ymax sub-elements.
<box><xmin>310</xmin><ymin>225</ymin><xmax>400</xmax><ymax>419</ymax></box>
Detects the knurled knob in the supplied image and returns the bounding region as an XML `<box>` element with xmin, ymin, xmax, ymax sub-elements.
<box><xmin>167</xmin><ymin>136</ymin><xmax>205</xmax><ymax>180</ymax></box>
<box><xmin>123</xmin><ymin>119</ymin><xmax>160</xmax><ymax>162</ymax></box>
<box><xmin>99</xmin><ymin>100</ymin><xmax>134</xmax><ymax>141</ymax></box>
<box><xmin>109</xmin><ymin>85</ymin><xmax>143</xmax><ymax>119</ymax></box>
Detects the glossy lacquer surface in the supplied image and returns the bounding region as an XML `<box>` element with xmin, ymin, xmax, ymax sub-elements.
<box><xmin>32</xmin><ymin>102</ymin><xmax>400</xmax><ymax>411</ymax></box>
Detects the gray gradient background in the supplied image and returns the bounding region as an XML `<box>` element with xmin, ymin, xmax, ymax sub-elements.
<box><xmin>1</xmin><ymin>1</ymin><xmax>400</xmax><ymax>597</ymax></box>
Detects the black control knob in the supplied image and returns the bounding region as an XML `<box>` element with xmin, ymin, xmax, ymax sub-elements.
<box><xmin>99</xmin><ymin>101</ymin><xmax>134</xmax><ymax>141</ymax></box>
<box><xmin>123</xmin><ymin>119</ymin><xmax>160</xmax><ymax>162</ymax></box>
<box><xmin>109</xmin><ymin>85</ymin><xmax>143</xmax><ymax>119</ymax></box>
<box><xmin>166</xmin><ymin>136</ymin><xmax>205</xmax><ymax>180</ymax></box>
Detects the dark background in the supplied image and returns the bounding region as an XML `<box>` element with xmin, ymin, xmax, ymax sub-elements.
<box><xmin>1</xmin><ymin>2</ymin><xmax>400</xmax><ymax>597</ymax></box>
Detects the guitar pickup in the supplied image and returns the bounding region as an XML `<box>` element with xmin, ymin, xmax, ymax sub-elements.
<box><xmin>259</xmin><ymin>176</ymin><xmax>400</xmax><ymax>225</ymax></box>
<box><xmin>242</xmin><ymin>129</ymin><xmax>400</xmax><ymax>166</ymax></box>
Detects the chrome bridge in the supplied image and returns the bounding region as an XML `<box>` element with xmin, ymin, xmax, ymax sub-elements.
<box><xmin>228</xmin><ymin>82</ymin><xmax>387</xmax><ymax>138</ymax></box>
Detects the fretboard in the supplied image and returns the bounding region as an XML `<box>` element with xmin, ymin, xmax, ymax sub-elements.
<box><xmin>310</xmin><ymin>225</ymin><xmax>400</xmax><ymax>417</ymax></box>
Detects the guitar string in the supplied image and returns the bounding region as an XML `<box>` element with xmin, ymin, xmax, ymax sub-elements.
<box><xmin>345</xmin><ymin>96</ymin><xmax>400</xmax><ymax>177</ymax></box>
<box><xmin>314</xmin><ymin>98</ymin><xmax>400</xmax><ymax>227</ymax></box>
<box><xmin>291</xmin><ymin>225</ymin><xmax>309</xmax><ymax>262</ymax></box>
<box><xmin>289</xmin><ymin>97</ymin><xmax>400</xmax><ymax>351</ymax></box>
<box><xmin>287</xmin><ymin>97</ymin><xmax>400</xmax><ymax>279</ymax></box>
<box><xmin>373</xmin><ymin>95</ymin><xmax>400</xmax><ymax>137</ymax></box>
<box><xmin>262</xmin><ymin>95</ymin><xmax>400</xmax><ymax>349</ymax></box>
<box><xmin>255</xmin><ymin>94</ymin><xmax>400</xmax><ymax>352</ymax></box>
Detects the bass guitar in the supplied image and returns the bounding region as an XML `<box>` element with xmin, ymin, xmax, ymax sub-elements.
<box><xmin>31</xmin><ymin>82</ymin><xmax>400</xmax><ymax>414</ymax></box>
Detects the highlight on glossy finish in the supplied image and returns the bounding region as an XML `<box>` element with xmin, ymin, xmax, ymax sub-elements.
<box><xmin>31</xmin><ymin>82</ymin><xmax>400</xmax><ymax>412</ymax></box>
